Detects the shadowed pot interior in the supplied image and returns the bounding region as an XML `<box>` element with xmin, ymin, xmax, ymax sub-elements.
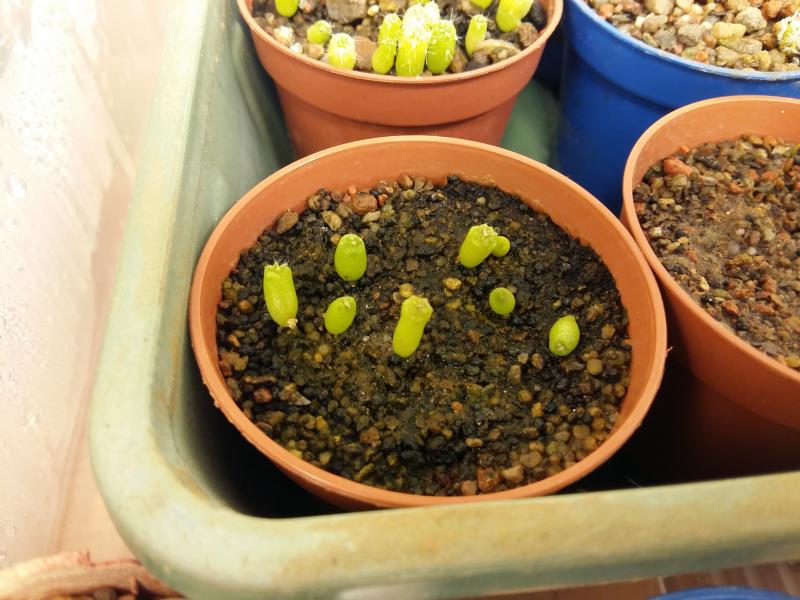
<box><xmin>189</xmin><ymin>136</ymin><xmax>667</xmax><ymax>509</ymax></box>
<box><xmin>237</xmin><ymin>0</ymin><xmax>563</xmax><ymax>156</ymax></box>
<box><xmin>620</xmin><ymin>95</ymin><xmax>800</xmax><ymax>480</ymax></box>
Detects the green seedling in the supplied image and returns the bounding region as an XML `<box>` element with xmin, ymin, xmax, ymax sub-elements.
<box><xmin>276</xmin><ymin>0</ymin><xmax>299</xmax><ymax>17</ymax></box>
<box><xmin>470</xmin><ymin>0</ymin><xmax>494</xmax><ymax>9</ymax></box>
<box><xmin>496</xmin><ymin>0</ymin><xmax>534</xmax><ymax>32</ymax></box>
<box><xmin>492</xmin><ymin>235</ymin><xmax>511</xmax><ymax>257</ymax></box>
<box><xmin>393</xmin><ymin>295</ymin><xmax>434</xmax><ymax>357</ymax></box>
<box><xmin>549</xmin><ymin>315</ymin><xmax>580</xmax><ymax>356</ymax></box>
<box><xmin>334</xmin><ymin>233</ymin><xmax>367</xmax><ymax>280</ymax></box>
<box><xmin>326</xmin><ymin>33</ymin><xmax>357</xmax><ymax>70</ymax></box>
<box><xmin>263</xmin><ymin>262</ymin><xmax>298</xmax><ymax>329</ymax></box>
<box><xmin>378</xmin><ymin>13</ymin><xmax>403</xmax><ymax>45</ymax></box>
<box><xmin>489</xmin><ymin>287</ymin><xmax>515</xmax><ymax>315</ymax></box>
<box><xmin>306</xmin><ymin>20</ymin><xmax>333</xmax><ymax>45</ymax></box>
<box><xmin>324</xmin><ymin>296</ymin><xmax>357</xmax><ymax>334</ymax></box>
<box><xmin>372</xmin><ymin>42</ymin><xmax>397</xmax><ymax>73</ymax></box>
<box><xmin>426</xmin><ymin>20</ymin><xmax>457</xmax><ymax>74</ymax></box>
<box><xmin>396</xmin><ymin>29</ymin><xmax>430</xmax><ymax>76</ymax></box>
<box><xmin>465</xmin><ymin>15</ymin><xmax>488</xmax><ymax>57</ymax></box>
<box><xmin>459</xmin><ymin>223</ymin><xmax>498</xmax><ymax>267</ymax></box>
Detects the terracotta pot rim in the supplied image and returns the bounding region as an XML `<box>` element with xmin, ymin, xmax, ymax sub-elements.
<box><xmin>622</xmin><ymin>94</ymin><xmax>800</xmax><ymax>387</ymax></box>
<box><xmin>567</xmin><ymin>0</ymin><xmax>800</xmax><ymax>82</ymax></box>
<box><xmin>191</xmin><ymin>135</ymin><xmax>666</xmax><ymax>508</ymax></box>
<box><xmin>236</xmin><ymin>0</ymin><xmax>563</xmax><ymax>85</ymax></box>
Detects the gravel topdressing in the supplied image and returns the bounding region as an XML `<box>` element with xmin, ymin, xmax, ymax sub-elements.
<box><xmin>634</xmin><ymin>134</ymin><xmax>800</xmax><ymax>371</ymax></box>
<box><xmin>587</xmin><ymin>0</ymin><xmax>800</xmax><ymax>72</ymax></box>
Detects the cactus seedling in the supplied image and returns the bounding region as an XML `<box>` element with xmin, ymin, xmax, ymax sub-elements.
<box><xmin>426</xmin><ymin>20</ymin><xmax>457</xmax><ymax>74</ymax></box>
<box><xmin>549</xmin><ymin>315</ymin><xmax>580</xmax><ymax>356</ymax></box>
<box><xmin>306</xmin><ymin>20</ymin><xmax>333</xmax><ymax>45</ymax></box>
<box><xmin>326</xmin><ymin>33</ymin><xmax>357</xmax><ymax>70</ymax></box>
<box><xmin>276</xmin><ymin>0</ymin><xmax>299</xmax><ymax>17</ymax></box>
<box><xmin>263</xmin><ymin>262</ymin><xmax>299</xmax><ymax>329</ymax></box>
<box><xmin>777</xmin><ymin>11</ymin><xmax>800</xmax><ymax>55</ymax></box>
<box><xmin>470</xmin><ymin>0</ymin><xmax>494</xmax><ymax>9</ymax></box>
<box><xmin>372</xmin><ymin>13</ymin><xmax>402</xmax><ymax>73</ymax></box>
<box><xmin>393</xmin><ymin>295</ymin><xmax>434</xmax><ymax>357</ymax></box>
<box><xmin>459</xmin><ymin>223</ymin><xmax>499</xmax><ymax>267</ymax></box>
<box><xmin>489</xmin><ymin>287</ymin><xmax>515</xmax><ymax>315</ymax></box>
<box><xmin>496</xmin><ymin>0</ymin><xmax>534</xmax><ymax>32</ymax></box>
<box><xmin>334</xmin><ymin>233</ymin><xmax>368</xmax><ymax>280</ymax></box>
<box><xmin>465</xmin><ymin>15</ymin><xmax>488</xmax><ymax>57</ymax></box>
<box><xmin>324</xmin><ymin>296</ymin><xmax>357</xmax><ymax>334</ymax></box>
<box><xmin>492</xmin><ymin>235</ymin><xmax>511</xmax><ymax>257</ymax></box>
<box><xmin>396</xmin><ymin>29</ymin><xmax>431</xmax><ymax>76</ymax></box>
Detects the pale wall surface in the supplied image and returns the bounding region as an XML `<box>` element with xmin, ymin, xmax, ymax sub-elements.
<box><xmin>0</xmin><ymin>0</ymin><xmax>169</xmax><ymax>566</ymax></box>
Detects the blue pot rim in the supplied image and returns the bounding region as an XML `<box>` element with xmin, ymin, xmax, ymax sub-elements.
<box><xmin>652</xmin><ymin>586</ymin><xmax>797</xmax><ymax>599</ymax></box>
<box><xmin>566</xmin><ymin>0</ymin><xmax>800</xmax><ymax>82</ymax></box>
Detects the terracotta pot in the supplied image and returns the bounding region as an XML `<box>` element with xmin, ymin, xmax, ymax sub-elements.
<box><xmin>620</xmin><ymin>96</ymin><xmax>800</xmax><ymax>480</ymax></box>
<box><xmin>237</xmin><ymin>0</ymin><xmax>562</xmax><ymax>157</ymax></box>
<box><xmin>190</xmin><ymin>136</ymin><xmax>667</xmax><ymax>509</ymax></box>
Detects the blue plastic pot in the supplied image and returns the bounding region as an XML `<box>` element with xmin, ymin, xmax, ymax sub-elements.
<box><xmin>556</xmin><ymin>0</ymin><xmax>800</xmax><ymax>214</ymax></box>
<box><xmin>652</xmin><ymin>587</ymin><xmax>797</xmax><ymax>599</ymax></box>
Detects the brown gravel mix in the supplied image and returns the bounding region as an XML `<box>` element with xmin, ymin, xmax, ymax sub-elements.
<box><xmin>216</xmin><ymin>176</ymin><xmax>633</xmax><ymax>496</ymax></box>
<box><xmin>587</xmin><ymin>0</ymin><xmax>800</xmax><ymax>72</ymax></box>
<box><xmin>251</xmin><ymin>0</ymin><xmax>548</xmax><ymax>74</ymax></box>
<box><xmin>635</xmin><ymin>134</ymin><xmax>800</xmax><ymax>370</ymax></box>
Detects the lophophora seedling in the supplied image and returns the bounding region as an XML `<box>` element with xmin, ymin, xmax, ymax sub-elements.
<box><xmin>263</xmin><ymin>262</ymin><xmax>299</xmax><ymax>329</ymax></box>
<box><xmin>324</xmin><ymin>296</ymin><xmax>357</xmax><ymax>334</ymax></box>
<box><xmin>496</xmin><ymin>0</ymin><xmax>535</xmax><ymax>32</ymax></box>
<box><xmin>276</xmin><ymin>0</ymin><xmax>299</xmax><ymax>17</ymax></box>
<box><xmin>306</xmin><ymin>20</ymin><xmax>333</xmax><ymax>45</ymax></box>
<box><xmin>393</xmin><ymin>295</ymin><xmax>434</xmax><ymax>357</ymax></box>
<box><xmin>459</xmin><ymin>223</ymin><xmax>501</xmax><ymax>267</ymax></box>
<box><xmin>549</xmin><ymin>315</ymin><xmax>580</xmax><ymax>356</ymax></box>
<box><xmin>489</xmin><ymin>287</ymin><xmax>515</xmax><ymax>315</ymax></box>
<box><xmin>334</xmin><ymin>233</ymin><xmax>368</xmax><ymax>280</ymax></box>
<box><xmin>465</xmin><ymin>15</ymin><xmax>488</xmax><ymax>57</ymax></box>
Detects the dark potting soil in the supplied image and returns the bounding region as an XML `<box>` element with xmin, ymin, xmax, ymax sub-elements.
<box><xmin>216</xmin><ymin>175</ymin><xmax>632</xmax><ymax>496</ymax></box>
<box><xmin>586</xmin><ymin>0</ymin><xmax>800</xmax><ymax>73</ymax></box>
<box><xmin>635</xmin><ymin>134</ymin><xmax>800</xmax><ymax>371</ymax></box>
<box><xmin>250</xmin><ymin>0</ymin><xmax>547</xmax><ymax>74</ymax></box>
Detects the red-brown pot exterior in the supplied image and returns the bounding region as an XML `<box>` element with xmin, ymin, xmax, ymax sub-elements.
<box><xmin>190</xmin><ymin>137</ymin><xmax>666</xmax><ymax>509</ymax></box>
<box><xmin>621</xmin><ymin>96</ymin><xmax>800</xmax><ymax>433</ymax></box>
<box><xmin>238</xmin><ymin>0</ymin><xmax>562</xmax><ymax>155</ymax></box>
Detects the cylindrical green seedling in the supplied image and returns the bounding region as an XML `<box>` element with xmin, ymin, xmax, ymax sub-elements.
<box><xmin>470</xmin><ymin>0</ymin><xmax>493</xmax><ymax>9</ymax></box>
<box><xmin>549</xmin><ymin>315</ymin><xmax>580</xmax><ymax>356</ymax></box>
<box><xmin>378</xmin><ymin>13</ymin><xmax>403</xmax><ymax>45</ymax></box>
<box><xmin>263</xmin><ymin>263</ymin><xmax>298</xmax><ymax>329</ymax></box>
<box><xmin>492</xmin><ymin>235</ymin><xmax>511</xmax><ymax>257</ymax></box>
<box><xmin>489</xmin><ymin>287</ymin><xmax>515</xmax><ymax>315</ymax></box>
<box><xmin>371</xmin><ymin>42</ymin><xmax>397</xmax><ymax>73</ymax></box>
<box><xmin>422</xmin><ymin>0</ymin><xmax>441</xmax><ymax>24</ymax></box>
<box><xmin>306</xmin><ymin>20</ymin><xmax>333</xmax><ymax>45</ymax></box>
<box><xmin>393</xmin><ymin>295</ymin><xmax>433</xmax><ymax>357</ymax></box>
<box><xmin>324</xmin><ymin>296</ymin><xmax>357</xmax><ymax>334</ymax></box>
<box><xmin>459</xmin><ymin>223</ymin><xmax>498</xmax><ymax>267</ymax></box>
<box><xmin>276</xmin><ymin>0</ymin><xmax>299</xmax><ymax>17</ymax></box>
<box><xmin>426</xmin><ymin>20</ymin><xmax>456</xmax><ymax>74</ymax></box>
<box><xmin>495</xmin><ymin>0</ymin><xmax>534</xmax><ymax>32</ymax></box>
<box><xmin>334</xmin><ymin>233</ymin><xmax>367</xmax><ymax>281</ymax></box>
<box><xmin>465</xmin><ymin>15</ymin><xmax>488</xmax><ymax>57</ymax></box>
<box><xmin>402</xmin><ymin>3</ymin><xmax>430</xmax><ymax>31</ymax></box>
<box><xmin>326</xmin><ymin>33</ymin><xmax>357</xmax><ymax>70</ymax></box>
<box><xmin>396</xmin><ymin>29</ymin><xmax>430</xmax><ymax>76</ymax></box>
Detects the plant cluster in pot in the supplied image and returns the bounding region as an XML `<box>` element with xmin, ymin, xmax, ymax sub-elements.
<box><xmin>189</xmin><ymin>136</ymin><xmax>667</xmax><ymax>510</ymax></box>
<box><xmin>237</xmin><ymin>0</ymin><xmax>562</xmax><ymax>156</ymax></box>
<box><xmin>621</xmin><ymin>95</ymin><xmax>800</xmax><ymax>481</ymax></box>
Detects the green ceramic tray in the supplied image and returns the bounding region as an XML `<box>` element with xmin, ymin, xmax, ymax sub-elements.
<box><xmin>89</xmin><ymin>0</ymin><xmax>800</xmax><ymax>597</ymax></box>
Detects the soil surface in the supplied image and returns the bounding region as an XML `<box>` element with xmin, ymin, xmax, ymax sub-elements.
<box><xmin>251</xmin><ymin>0</ymin><xmax>548</xmax><ymax>74</ymax></box>
<box><xmin>587</xmin><ymin>0</ymin><xmax>800</xmax><ymax>72</ymax></box>
<box><xmin>217</xmin><ymin>175</ymin><xmax>632</xmax><ymax>496</ymax></box>
<box><xmin>635</xmin><ymin>134</ymin><xmax>800</xmax><ymax>371</ymax></box>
